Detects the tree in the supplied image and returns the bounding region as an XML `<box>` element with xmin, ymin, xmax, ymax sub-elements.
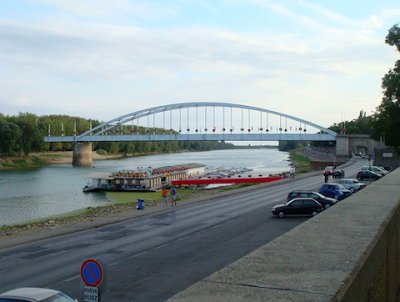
<box><xmin>0</xmin><ymin>121</ymin><xmax>22</xmax><ymax>156</ymax></box>
<box><xmin>16</xmin><ymin>119</ymin><xmax>43</xmax><ymax>155</ymax></box>
<box><xmin>371</xmin><ymin>24</ymin><xmax>400</xmax><ymax>147</ymax></box>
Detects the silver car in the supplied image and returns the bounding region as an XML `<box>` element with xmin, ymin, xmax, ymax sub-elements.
<box><xmin>0</xmin><ymin>287</ymin><xmax>77</xmax><ymax>302</ymax></box>
<box><xmin>338</xmin><ymin>179</ymin><xmax>366</xmax><ymax>193</ymax></box>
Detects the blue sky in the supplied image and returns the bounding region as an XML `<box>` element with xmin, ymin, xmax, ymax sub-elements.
<box><xmin>0</xmin><ymin>0</ymin><xmax>399</xmax><ymax>131</ymax></box>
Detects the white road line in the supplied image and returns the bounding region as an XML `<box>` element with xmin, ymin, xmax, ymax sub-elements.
<box><xmin>178</xmin><ymin>236</ymin><xmax>189</xmax><ymax>241</ymax></box>
<box><xmin>212</xmin><ymin>224</ymin><xmax>221</xmax><ymax>228</ymax></box>
<box><xmin>226</xmin><ymin>220</ymin><xmax>234</xmax><ymax>224</ymax></box>
<box><xmin>155</xmin><ymin>243</ymin><xmax>169</xmax><ymax>249</ymax></box>
<box><xmin>64</xmin><ymin>275</ymin><xmax>80</xmax><ymax>282</ymax></box>
<box><xmin>133</xmin><ymin>251</ymin><xmax>148</xmax><ymax>258</ymax></box>
<box><xmin>109</xmin><ymin>261</ymin><xmax>121</xmax><ymax>267</ymax></box>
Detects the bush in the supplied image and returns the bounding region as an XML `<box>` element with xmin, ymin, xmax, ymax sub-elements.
<box><xmin>97</xmin><ymin>149</ymin><xmax>108</xmax><ymax>156</ymax></box>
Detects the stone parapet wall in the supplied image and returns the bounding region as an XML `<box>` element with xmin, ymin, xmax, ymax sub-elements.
<box><xmin>168</xmin><ymin>169</ymin><xmax>400</xmax><ymax>302</ymax></box>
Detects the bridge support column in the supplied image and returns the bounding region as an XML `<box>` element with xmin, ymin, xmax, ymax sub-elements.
<box><xmin>72</xmin><ymin>142</ymin><xmax>92</xmax><ymax>167</ymax></box>
<box><xmin>336</xmin><ymin>135</ymin><xmax>351</xmax><ymax>161</ymax></box>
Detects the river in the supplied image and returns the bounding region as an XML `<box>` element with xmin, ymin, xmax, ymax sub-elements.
<box><xmin>0</xmin><ymin>149</ymin><xmax>290</xmax><ymax>226</ymax></box>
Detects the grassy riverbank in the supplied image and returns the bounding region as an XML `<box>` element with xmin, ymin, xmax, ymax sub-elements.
<box><xmin>289</xmin><ymin>147</ymin><xmax>311</xmax><ymax>175</ymax></box>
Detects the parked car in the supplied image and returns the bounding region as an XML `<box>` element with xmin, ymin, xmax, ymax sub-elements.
<box><xmin>272</xmin><ymin>198</ymin><xmax>324</xmax><ymax>218</ymax></box>
<box><xmin>338</xmin><ymin>179</ymin><xmax>366</xmax><ymax>193</ymax></box>
<box><xmin>361</xmin><ymin>166</ymin><xmax>389</xmax><ymax>176</ymax></box>
<box><xmin>356</xmin><ymin>170</ymin><xmax>382</xmax><ymax>181</ymax></box>
<box><xmin>0</xmin><ymin>288</ymin><xmax>77</xmax><ymax>302</ymax></box>
<box><xmin>319</xmin><ymin>183</ymin><xmax>351</xmax><ymax>200</ymax></box>
<box><xmin>287</xmin><ymin>191</ymin><xmax>337</xmax><ymax>208</ymax></box>
<box><xmin>332</xmin><ymin>169</ymin><xmax>345</xmax><ymax>178</ymax></box>
<box><xmin>323</xmin><ymin>166</ymin><xmax>334</xmax><ymax>176</ymax></box>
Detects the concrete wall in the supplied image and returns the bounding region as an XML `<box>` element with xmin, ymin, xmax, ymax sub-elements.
<box><xmin>375</xmin><ymin>149</ymin><xmax>400</xmax><ymax>169</ymax></box>
<box><xmin>168</xmin><ymin>169</ymin><xmax>400</xmax><ymax>302</ymax></box>
<box><xmin>72</xmin><ymin>142</ymin><xmax>92</xmax><ymax>166</ymax></box>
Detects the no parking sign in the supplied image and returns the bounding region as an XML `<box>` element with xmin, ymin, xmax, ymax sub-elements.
<box><xmin>81</xmin><ymin>258</ymin><xmax>107</xmax><ymax>302</ymax></box>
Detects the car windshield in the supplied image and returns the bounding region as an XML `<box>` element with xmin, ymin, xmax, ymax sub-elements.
<box><xmin>333</xmin><ymin>184</ymin><xmax>346</xmax><ymax>190</ymax></box>
<box><xmin>42</xmin><ymin>293</ymin><xmax>76</xmax><ymax>302</ymax></box>
<box><xmin>313</xmin><ymin>192</ymin><xmax>324</xmax><ymax>198</ymax></box>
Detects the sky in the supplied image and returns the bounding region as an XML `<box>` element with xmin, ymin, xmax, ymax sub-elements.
<box><xmin>1</xmin><ymin>0</ymin><xmax>400</xmax><ymax>133</ymax></box>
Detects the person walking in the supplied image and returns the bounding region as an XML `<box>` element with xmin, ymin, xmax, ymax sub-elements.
<box><xmin>170</xmin><ymin>185</ymin><xmax>177</xmax><ymax>206</ymax></box>
<box><xmin>162</xmin><ymin>187</ymin><xmax>168</xmax><ymax>206</ymax></box>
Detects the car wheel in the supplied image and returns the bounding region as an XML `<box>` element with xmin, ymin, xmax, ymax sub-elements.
<box><xmin>325</xmin><ymin>204</ymin><xmax>330</xmax><ymax>209</ymax></box>
<box><xmin>350</xmin><ymin>187</ymin><xmax>355</xmax><ymax>193</ymax></box>
<box><xmin>312</xmin><ymin>211</ymin><xmax>318</xmax><ymax>216</ymax></box>
<box><xmin>278</xmin><ymin>212</ymin><xmax>285</xmax><ymax>218</ymax></box>
<box><xmin>357</xmin><ymin>176</ymin><xmax>362</xmax><ymax>181</ymax></box>
<box><xmin>334</xmin><ymin>194</ymin><xmax>339</xmax><ymax>199</ymax></box>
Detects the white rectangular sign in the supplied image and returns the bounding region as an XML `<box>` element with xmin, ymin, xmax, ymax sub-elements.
<box><xmin>383</xmin><ymin>153</ymin><xmax>393</xmax><ymax>158</ymax></box>
<box><xmin>83</xmin><ymin>286</ymin><xmax>98</xmax><ymax>302</ymax></box>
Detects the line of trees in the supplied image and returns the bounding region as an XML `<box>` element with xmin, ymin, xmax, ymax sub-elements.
<box><xmin>0</xmin><ymin>112</ymin><xmax>235</xmax><ymax>156</ymax></box>
<box><xmin>370</xmin><ymin>24</ymin><xmax>400</xmax><ymax>148</ymax></box>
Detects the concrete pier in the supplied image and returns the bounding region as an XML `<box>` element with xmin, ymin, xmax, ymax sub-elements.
<box><xmin>72</xmin><ymin>142</ymin><xmax>92</xmax><ymax>166</ymax></box>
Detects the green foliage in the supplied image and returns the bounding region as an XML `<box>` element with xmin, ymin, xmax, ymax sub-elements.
<box><xmin>97</xmin><ymin>149</ymin><xmax>108</xmax><ymax>155</ymax></box>
<box><xmin>13</xmin><ymin>158</ymin><xmax>27</xmax><ymax>167</ymax></box>
<box><xmin>370</xmin><ymin>24</ymin><xmax>400</xmax><ymax>147</ymax></box>
<box><xmin>0</xmin><ymin>121</ymin><xmax>22</xmax><ymax>156</ymax></box>
<box><xmin>278</xmin><ymin>141</ymin><xmax>306</xmax><ymax>151</ymax></box>
<box><xmin>328</xmin><ymin>110</ymin><xmax>372</xmax><ymax>135</ymax></box>
<box><xmin>31</xmin><ymin>156</ymin><xmax>46</xmax><ymax>165</ymax></box>
<box><xmin>0</xmin><ymin>112</ymin><xmax>236</xmax><ymax>156</ymax></box>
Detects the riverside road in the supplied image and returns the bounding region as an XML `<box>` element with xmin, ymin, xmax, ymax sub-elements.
<box><xmin>0</xmin><ymin>159</ymin><xmax>369</xmax><ymax>301</ymax></box>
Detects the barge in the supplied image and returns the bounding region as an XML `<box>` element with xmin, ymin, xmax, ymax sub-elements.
<box><xmin>83</xmin><ymin>163</ymin><xmax>206</xmax><ymax>192</ymax></box>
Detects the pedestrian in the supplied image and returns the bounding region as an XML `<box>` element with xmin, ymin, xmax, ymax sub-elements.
<box><xmin>324</xmin><ymin>174</ymin><xmax>328</xmax><ymax>183</ymax></box>
<box><xmin>170</xmin><ymin>185</ymin><xmax>177</xmax><ymax>206</ymax></box>
<box><xmin>162</xmin><ymin>187</ymin><xmax>168</xmax><ymax>206</ymax></box>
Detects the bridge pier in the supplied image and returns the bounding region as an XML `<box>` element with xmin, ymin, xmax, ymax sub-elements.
<box><xmin>72</xmin><ymin>142</ymin><xmax>92</xmax><ymax>167</ymax></box>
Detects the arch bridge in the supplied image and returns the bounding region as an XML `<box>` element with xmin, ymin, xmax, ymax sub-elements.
<box><xmin>44</xmin><ymin>102</ymin><xmax>340</xmax><ymax>166</ymax></box>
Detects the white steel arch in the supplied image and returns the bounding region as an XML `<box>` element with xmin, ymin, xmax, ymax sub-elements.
<box><xmin>44</xmin><ymin>102</ymin><xmax>337</xmax><ymax>143</ymax></box>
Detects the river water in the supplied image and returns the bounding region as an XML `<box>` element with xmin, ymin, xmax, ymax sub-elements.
<box><xmin>0</xmin><ymin>149</ymin><xmax>290</xmax><ymax>226</ymax></box>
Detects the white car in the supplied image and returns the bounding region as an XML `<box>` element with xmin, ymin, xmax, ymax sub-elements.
<box><xmin>0</xmin><ymin>287</ymin><xmax>77</xmax><ymax>302</ymax></box>
<box><xmin>338</xmin><ymin>179</ymin><xmax>366</xmax><ymax>193</ymax></box>
<box><xmin>361</xmin><ymin>166</ymin><xmax>389</xmax><ymax>176</ymax></box>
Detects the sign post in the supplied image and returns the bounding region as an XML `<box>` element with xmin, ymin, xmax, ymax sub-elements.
<box><xmin>81</xmin><ymin>258</ymin><xmax>107</xmax><ymax>302</ymax></box>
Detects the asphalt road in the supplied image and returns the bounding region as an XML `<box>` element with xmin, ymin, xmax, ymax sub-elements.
<box><xmin>0</xmin><ymin>159</ymin><xmax>369</xmax><ymax>301</ymax></box>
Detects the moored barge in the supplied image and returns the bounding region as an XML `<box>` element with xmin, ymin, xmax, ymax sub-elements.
<box><xmin>83</xmin><ymin>163</ymin><xmax>206</xmax><ymax>192</ymax></box>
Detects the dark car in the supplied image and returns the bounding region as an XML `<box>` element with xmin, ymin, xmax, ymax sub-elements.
<box><xmin>319</xmin><ymin>183</ymin><xmax>351</xmax><ymax>200</ymax></box>
<box><xmin>332</xmin><ymin>169</ymin><xmax>345</xmax><ymax>178</ymax></box>
<box><xmin>0</xmin><ymin>287</ymin><xmax>77</xmax><ymax>302</ymax></box>
<box><xmin>356</xmin><ymin>170</ymin><xmax>382</xmax><ymax>181</ymax></box>
<box><xmin>287</xmin><ymin>191</ymin><xmax>337</xmax><ymax>208</ymax></box>
<box><xmin>272</xmin><ymin>198</ymin><xmax>324</xmax><ymax>218</ymax></box>
<box><xmin>323</xmin><ymin>166</ymin><xmax>334</xmax><ymax>176</ymax></box>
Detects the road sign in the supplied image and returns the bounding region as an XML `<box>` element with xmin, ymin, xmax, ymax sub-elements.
<box><xmin>83</xmin><ymin>286</ymin><xmax>98</xmax><ymax>302</ymax></box>
<box><xmin>81</xmin><ymin>259</ymin><xmax>103</xmax><ymax>287</ymax></box>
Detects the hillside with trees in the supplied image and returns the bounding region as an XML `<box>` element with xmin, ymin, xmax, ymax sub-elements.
<box><xmin>0</xmin><ymin>112</ymin><xmax>235</xmax><ymax>158</ymax></box>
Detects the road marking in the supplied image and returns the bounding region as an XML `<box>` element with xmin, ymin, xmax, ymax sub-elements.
<box><xmin>64</xmin><ymin>275</ymin><xmax>80</xmax><ymax>282</ymax></box>
<box><xmin>155</xmin><ymin>243</ymin><xmax>169</xmax><ymax>249</ymax></box>
<box><xmin>226</xmin><ymin>220</ymin><xmax>234</xmax><ymax>224</ymax></box>
<box><xmin>133</xmin><ymin>251</ymin><xmax>148</xmax><ymax>258</ymax></box>
<box><xmin>212</xmin><ymin>224</ymin><xmax>221</xmax><ymax>228</ymax></box>
<box><xmin>258</xmin><ymin>209</ymin><xmax>263</xmax><ymax>212</ymax></box>
<box><xmin>178</xmin><ymin>236</ymin><xmax>189</xmax><ymax>241</ymax></box>
<box><xmin>109</xmin><ymin>261</ymin><xmax>121</xmax><ymax>267</ymax></box>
